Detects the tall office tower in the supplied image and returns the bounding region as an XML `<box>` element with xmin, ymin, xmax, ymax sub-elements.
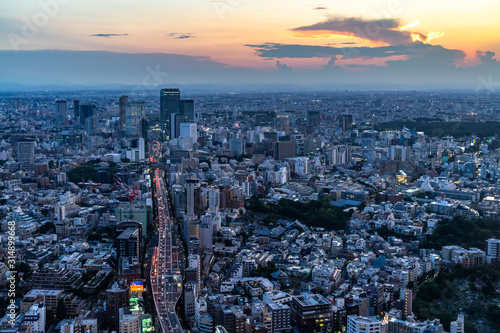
<box><xmin>170</xmin><ymin>113</ymin><xmax>185</xmax><ymax>139</ymax></box>
<box><xmin>347</xmin><ymin>315</ymin><xmax>385</xmax><ymax>333</ymax></box>
<box><xmin>73</xmin><ymin>99</ymin><xmax>79</xmax><ymax>118</ymax></box>
<box><xmin>17</xmin><ymin>141</ymin><xmax>35</xmax><ymax>163</ymax></box>
<box><xmin>160</xmin><ymin>88</ymin><xmax>180</xmax><ymax>138</ymax></box>
<box><xmin>450</xmin><ymin>314</ymin><xmax>464</xmax><ymax>333</ymax></box>
<box><xmin>125</xmin><ymin>101</ymin><xmax>146</xmax><ymax>138</ymax></box>
<box><xmin>308</xmin><ymin>109</ymin><xmax>320</xmax><ymax>128</ymax></box>
<box><xmin>55</xmin><ymin>99</ymin><xmax>67</xmax><ymax>127</ymax></box>
<box><xmin>179</xmin><ymin>99</ymin><xmax>195</xmax><ymax>122</ymax></box>
<box><xmin>119</xmin><ymin>95</ymin><xmax>129</xmax><ymax>133</ymax></box>
<box><xmin>180</xmin><ymin>123</ymin><xmax>198</xmax><ymax>142</ymax></box>
<box><xmin>275</xmin><ymin>114</ymin><xmax>290</xmax><ymax>135</ymax></box>
<box><xmin>80</xmin><ymin>104</ymin><xmax>97</xmax><ymax>134</ymax></box>
<box><xmin>106</xmin><ymin>282</ymin><xmax>129</xmax><ymax>331</ymax></box>
<box><xmin>138</xmin><ymin>137</ymin><xmax>145</xmax><ymax>161</ymax></box>
<box><xmin>273</xmin><ymin>141</ymin><xmax>296</xmax><ymax>160</ymax></box>
<box><xmin>139</xmin><ymin>119</ymin><xmax>149</xmax><ymax>139</ymax></box>
<box><xmin>339</xmin><ymin>114</ymin><xmax>353</xmax><ymax>131</ymax></box>
<box><xmin>79</xmin><ymin>104</ymin><xmax>95</xmax><ymax>125</ymax></box>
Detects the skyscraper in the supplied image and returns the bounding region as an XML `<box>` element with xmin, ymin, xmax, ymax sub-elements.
<box><xmin>275</xmin><ymin>114</ymin><xmax>290</xmax><ymax>135</ymax></box>
<box><xmin>73</xmin><ymin>99</ymin><xmax>79</xmax><ymax>118</ymax></box>
<box><xmin>308</xmin><ymin>109</ymin><xmax>320</xmax><ymax>128</ymax></box>
<box><xmin>170</xmin><ymin>113</ymin><xmax>185</xmax><ymax>139</ymax></box>
<box><xmin>339</xmin><ymin>114</ymin><xmax>353</xmax><ymax>131</ymax></box>
<box><xmin>55</xmin><ymin>99</ymin><xmax>67</xmax><ymax>127</ymax></box>
<box><xmin>179</xmin><ymin>99</ymin><xmax>195</xmax><ymax>122</ymax></box>
<box><xmin>160</xmin><ymin>88</ymin><xmax>180</xmax><ymax>138</ymax></box>
<box><xmin>125</xmin><ymin>101</ymin><xmax>146</xmax><ymax>138</ymax></box>
<box><xmin>80</xmin><ymin>104</ymin><xmax>97</xmax><ymax>134</ymax></box>
<box><xmin>119</xmin><ymin>95</ymin><xmax>129</xmax><ymax>133</ymax></box>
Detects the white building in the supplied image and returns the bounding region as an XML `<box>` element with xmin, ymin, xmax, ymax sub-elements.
<box><xmin>486</xmin><ymin>238</ymin><xmax>500</xmax><ymax>263</ymax></box>
<box><xmin>180</xmin><ymin>122</ymin><xmax>198</xmax><ymax>142</ymax></box>
<box><xmin>450</xmin><ymin>314</ymin><xmax>465</xmax><ymax>333</ymax></box>
<box><xmin>347</xmin><ymin>315</ymin><xmax>386</xmax><ymax>333</ymax></box>
<box><xmin>23</xmin><ymin>303</ymin><xmax>46</xmax><ymax>333</ymax></box>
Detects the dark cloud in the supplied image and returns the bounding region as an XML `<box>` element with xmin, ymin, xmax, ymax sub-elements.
<box><xmin>247</xmin><ymin>42</ymin><xmax>465</xmax><ymax>63</ymax></box>
<box><xmin>291</xmin><ymin>17</ymin><xmax>427</xmax><ymax>45</ymax></box>
<box><xmin>324</xmin><ymin>56</ymin><xmax>336</xmax><ymax>69</ymax></box>
<box><xmin>476</xmin><ymin>51</ymin><xmax>497</xmax><ymax>64</ymax></box>
<box><xmin>168</xmin><ymin>33</ymin><xmax>195</xmax><ymax>39</ymax></box>
<box><xmin>276</xmin><ymin>61</ymin><xmax>292</xmax><ymax>71</ymax></box>
<box><xmin>313</xmin><ymin>6</ymin><xmax>328</xmax><ymax>10</ymax></box>
<box><xmin>90</xmin><ymin>34</ymin><xmax>128</xmax><ymax>38</ymax></box>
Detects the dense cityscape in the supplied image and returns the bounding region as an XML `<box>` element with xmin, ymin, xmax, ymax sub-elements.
<box><xmin>0</xmin><ymin>88</ymin><xmax>499</xmax><ymax>333</ymax></box>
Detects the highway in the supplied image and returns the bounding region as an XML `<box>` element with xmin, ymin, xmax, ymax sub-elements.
<box><xmin>150</xmin><ymin>168</ymin><xmax>183</xmax><ymax>333</ymax></box>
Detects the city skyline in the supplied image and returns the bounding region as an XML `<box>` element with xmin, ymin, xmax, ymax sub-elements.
<box><xmin>1</xmin><ymin>1</ymin><xmax>500</xmax><ymax>90</ymax></box>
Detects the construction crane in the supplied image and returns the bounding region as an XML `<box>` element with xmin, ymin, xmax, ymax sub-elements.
<box><xmin>114</xmin><ymin>174</ymin><xmax>139</xmax><ymax>220</ymax></box>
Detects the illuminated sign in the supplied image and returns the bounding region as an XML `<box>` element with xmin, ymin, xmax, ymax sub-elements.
<box><xmin>130</xmin><ymin>297</ymin><xmax>139</xmax><ymax>311</ymax></box>
<box><xmin>142</xmin><ymin>318</ymin><xmax>153</xmax><ymax>332</ymax></box>
<box><xmin>130</xmin><ymin>281</ymin><xmax>144</xmax><ymax>292</ymax></box>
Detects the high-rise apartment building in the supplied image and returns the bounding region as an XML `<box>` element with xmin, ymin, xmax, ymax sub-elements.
<box><xmin>265</xmin><ymin>302</ymin><xmax>291</xmax><ymax>333</ymax></box>
<box><xmin>486</xmin><ymin>238</ymin><xmax>500</xmax><ymax>263</ymax></box>
<box><xmin>106</xmin><ymin>282</ymin><xmax>129</xmax><ymax>331</ymax></box>
<box><xmin>119</xmin><ymin>95</ymin><xmax>129</xmax><ymax>133</ymax></box>
<box><xmin>116</xmin><ymin>227</ymin><xmax>141</xmax><ymax>258</ymax></box>
<box><xmin>17</xmin><ymin>141</ymin><xmax>35</xmax><ymax>163</ymax></box>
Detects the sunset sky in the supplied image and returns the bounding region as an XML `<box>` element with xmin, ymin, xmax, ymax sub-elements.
<box><xmin>1</xmin><ymin>0</ymin><xmax>500</xmax><ymax>89</ymax></box>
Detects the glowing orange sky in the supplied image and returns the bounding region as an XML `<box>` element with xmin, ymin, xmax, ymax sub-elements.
<box><xmin>1</xmin><ymin>0</ymin><xmax>499</xmax><ymax>69</ymax></box>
